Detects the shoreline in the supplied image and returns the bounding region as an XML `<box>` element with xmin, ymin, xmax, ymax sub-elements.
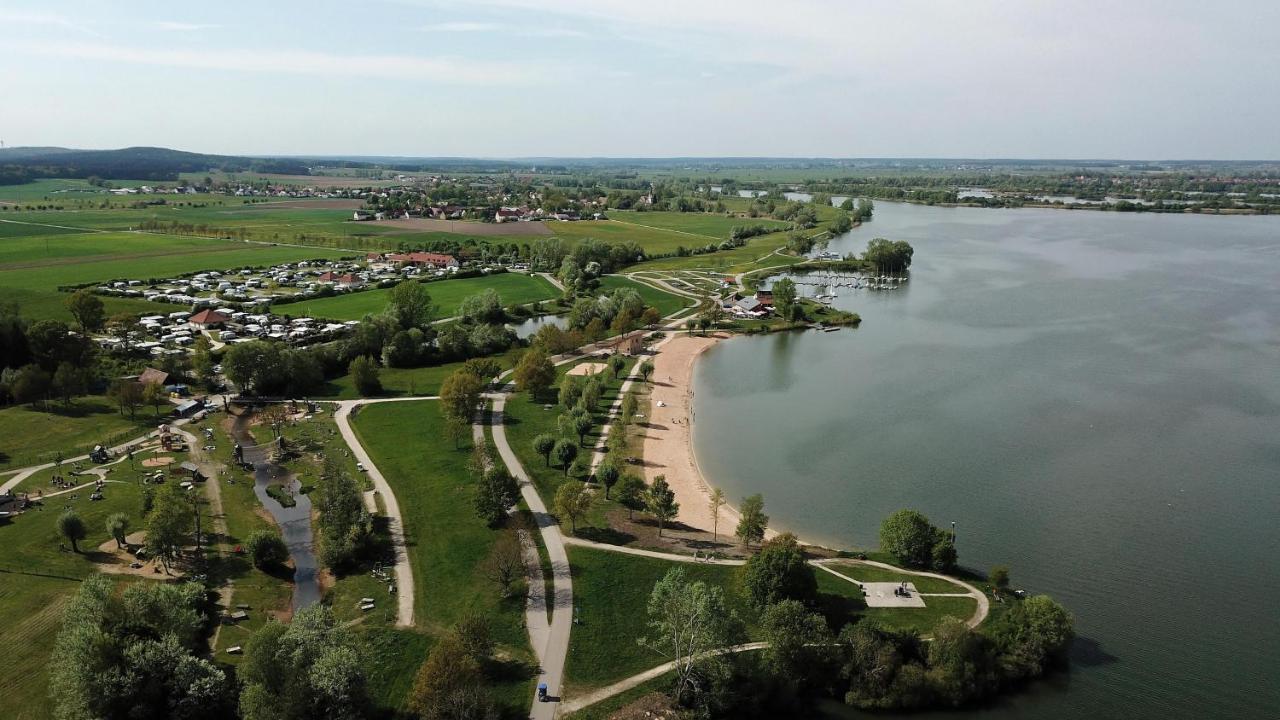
<box><xmin>644</xmin><ymin>332</ymin><xmax>778</xmax><ymax>543</ymax></box>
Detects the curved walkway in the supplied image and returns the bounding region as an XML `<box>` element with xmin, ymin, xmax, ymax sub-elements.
<box><xmin>810</xmin><ymin>558</ymin><xmax>990</xmax><ymax>629</ymax></box>
<box><xmin>486</xmin><ymin>393</ymin><xmax>573</xmax><ymax>720</ymax></box>
<box><xmin>331</xmin><ymin>399</ymin><xmax>418</xmax><ymax>627</ymax></box>
<box><xmin>558</xmin><ymin>642</ymin><xmax>768</xmax><ymax>715</ymax></box>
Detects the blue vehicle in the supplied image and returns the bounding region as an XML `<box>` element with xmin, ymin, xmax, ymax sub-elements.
<box><xmin>537</xmin><ymin>683</ymin><xmax>548</xmax><ymax>702</ymax></box>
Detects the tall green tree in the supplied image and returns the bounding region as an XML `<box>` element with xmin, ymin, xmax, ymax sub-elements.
<box><xmin>384</xmin><ymin>280</ymin><xmax>434</xmax><ymax>330</ymax></box>
<box><xmin>644</xmin><ymin>475</ymin><xmax>679</xmax><ymax>537</ymax></box>
<box><xmin>440</xmin><ymin>370</ymin><xmax>485</xmax><ymax>426</ymax></box>
<box><xmin>145</xmin><ymin>483</ymin><xmax>192</xmax><ymax>573</ymax></box>
<box><xmin>513</xmin><ymin>348</ymin><xmax>555</xmax><ymax>398</ymax></box>
<box><xmin>638</xmin><ymin>568</ymin><xmax>743</xmax><ymax>705</ymax></box>
<box><xmin>552</xmin><ymin>439</ymin><xmax>578</xmax><ymax>476</ymax></box>
<box><xmin>58</xmin><ymin>510</ymin><xmax>87</xmax><ymax>552</ymax></box>
<box><xmin>554</xmin><ymin>481</ymin><xmax>593</xmax><ymax>534</ymax></box>
<box><xmin>735</xmin><ymin>493</ymin><xmax>768</xmax><ymax>546</ymax></box>
<box><xmin>532</xmin><ymin>433</ymin><xmax>557</xmax><ymax>466</ymax></box>
<box><xmin>105</xmin><ymin>512</ymin><xmax>130</xmax><ymax>549</ymax></box>
<box><xmin>240</xmin><ymin>605</ymin><xmax>369</xmax><ymax>720</ymax></box>
<box><xmin>878</xmin><ymin>509</ymin><xmax>937</xmax><ymax>567</ymax></box>
<box><xmin>740</xmin><ymin>532</ymin><xmax>816</xmax><ymax>609</ymax></box>
<box><xmin>66</xmin><ymin>289</ymin><xmax>105</xmax><ymax>332</ymax></box>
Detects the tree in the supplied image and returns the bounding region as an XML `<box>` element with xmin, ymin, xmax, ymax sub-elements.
<box><xmin>240</xmin><ymin>605</ymin><xmax>370</xmax><ymax>720</ymax></box>
<box><xmin>708</xmin><ymin>487</ymin><xmax>726</xmax><ymax>543</ymax></box>
<box><xmin>145</xmin><ymin>482</ymin><xmax>192</xmax><ymax>573</ymax></box>
<box><xmin>142</xmin><ymin>381</ymin><xmax>166</xmax><ymax>417</ymax></box>
<box><xmin>384</xmin><ymin>280</ymin><xmax>434</xmax><ymax>330</ymax></box>
<box><xmin>462</xmin><ymin>357</ymin><xmax>502</xmax><ymax>385</ymax></box>
<box><xmin>879</xmin><ymin>509</ymin><xmax>937</xmax><ymax>567</ymax></box>
<box><xmin>644</xmin><ymin>475</ymin><xmax>679</xmax><ymax>536</ymax></box>
<box><xmin>106</xmin><ymin>512</ymin><xmax>130</xmax><ymax>549</ymax></box>
<box><xmin>532</xmin><ymin>433</ymin><xmax>557</xmax><ymax>466</ymax></box>
<box><xmin>571</xmin><ymin>412</ymin><xmax>593</xmax><ymax>446</ymax></box>
<box><xmin>558</xmin><ymin>375</ymin><xmax>582</xmax><ymax>409</ymax></box>
<box><xmin>761</xmin><ymin>599</ymin><xmax>832</xmax><ymax>689</ymax></box>
<box><xmin>554</xmin><ymin>481</ymin><xmax>593</xmax><ymax>534</ymax></box>
<box><xmin>108</xmin><ymin>377</ymin><xmax>143</xmax><ymax>419</ymax></box>
<box><xmin>735</xmin><ymin>493</ymin><xmax>768</xmax><ymax>546</ymax></box>
<box><xmin>932</xmin><ymin>533</ymin><xmax>958</xmax><ymax>572</ymax></box>
<box><xmin>440</xmin><ymin>370</ymin><xmax>485</xmax><ymax>425</ymax></box>
<box><xmin>607</xmin><ymin>353</ymin><xmax>627</xmax><ymax>379</ymax></box>
<box><xmin>458</xmin><ymin>288</ymin><xmax>505</xmax><ymax>325</ymax></box>
<box><xmin>772</xmin><ymin>277</ymin><xmax>799</xmax><ymax>321</ymax></box>
<box><xmin>863</xmin><ymin>237</ymin><xmax>914</xmax><ymax>274</ymax></box>
<box><xmin>740</xmin><ymin>533</ymin><xmax>816</xmax><ymax>609</ymax></box>
<box><xmin>616</xmin><ymin>474</ymin><xmax>646</xmax><ymax>520</ymax></box>
<box><xmin>444</xmin><ymin>416</ymin><xmax>469</xmax><ymax>450</ymax></box>
<box><xmin>190</xmin><ymin>334</ymin><xmax>214</xmax><ymax>387</ymax></box>
<box><xmin>11</xmin><ymin>364</ymin><xmax>50</xmax><ymax>407</ymax></box>
<box><xmin>51</xmin><ymin>361</ymin><xmax>86</xmax><ymax>408</ymax></box>
<box><xmin>58</xmin><ymin>510</ymin><xmax>87</xmax><ymax>552</ymax></box>
<box><xmin>509</xmin><ymin>345</ymin><xmax>550</xmax><ymax>394</ymax></box>
<box><xmin>475</xmin><ymin>464</ymin><xmax>519</xmax><ymax>527</ymax></box>
<box><xmin>989</xmin><ymin>565</ymin><xmax>1011</xmax><ymax>598</ymax></box>
<box><xmin>638</xmin><ymin>568</ymin><xmax>743</xmax><ymax>705</ymax></box>
<box><xmin>552</xmin><ymin>439</ymin><xmax>578</xmax><ymax>476</ymax></box>
<box><xmin>481</xmin><ymin>529</ymin><xmax>524</xmax><ymax>598</ymax></box>
<box><xmin>638</xmin><ymin>359</ymin><xmax>654</xmax><ymax>383</ymax></box>
<box><xmin>66</xmin><ymin>289</ymin><xmax>105</xmax><ymax>332</ymax></box>
<box><xmin>247</xmin><ymin>529</ymin><xmax>288</xmax><ymax>569</ymax></box>
<box><xmin>349</xmin><ymin>354</ymin><xmax>382</xmax><ymax>396</ymax></box>
<box><xmin>51</xmin><ymin>576</ymin><xmax>233</xmax><ymax>720</ymax></box>
<box><xmin>406</xmin><ymin>633</ymin><xmax>495</xmax><ymax>720</ymax></box>
<box><xmin>595</xmin><ymin>457</ymin><xmax>620</xmax><ymax>498</ymax></box>
<box><xmin>315</xmin><ymin>457</ymin><xmax>373</xmax><ymax>569</ymax></box>
<box><xmin>453</xmin><ymin>612</ymin><xmax>495</xmax><ymax>664</ymax></box>
<box><xmin>223</xmin><ymin>340</ymin><xmax>287</xmax><ymax>395</ymax></box>
<box><xmin>620</xmin><ymin>392</ymin><xmax>639</xmax><ymax>425</ymax></box>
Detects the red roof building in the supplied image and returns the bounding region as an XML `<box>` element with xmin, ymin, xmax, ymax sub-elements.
<box><xmin>188</xmin><ymin>309</ymin><xmax>230</xmax><ymax>327</ymax></box>
<box><xmin>387</xmin><ymin>252</ymin><xmax>460</xmax><ymax>269</ymax></box>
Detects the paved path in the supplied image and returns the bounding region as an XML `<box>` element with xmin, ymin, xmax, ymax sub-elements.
<box><xmin>562</xmin><ymin>535</ymin><xmax>746</xmax><ymax>566</ymax></box>
<box><xmin>558</xmin><ymin>642</ymin><xmax>768</xmax><ymax>714</ymax></box>
<box><xmin>811</xmin><ymin>558</ymin><xmax>990</xmax><ymax>629</ymax></box>
<box><xmin>488</xmin><ymin>394</ymin><xmax>573</xmax><ymax>720</ymax></box>
<box><xmin>332</xmin><ymin>400</ymin><xmax>416</xmax><ymax>628</ymax></box>
<box><xmin>0</xmin><ymin>423</ymin><xmax>176</xmax><ymax>495</ymax></box>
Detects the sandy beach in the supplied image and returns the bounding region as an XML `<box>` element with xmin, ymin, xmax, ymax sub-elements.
<box><xmin>642</xmin><ymin>333</ymin><xmax>744</xmax><ymax>537</ymax></box>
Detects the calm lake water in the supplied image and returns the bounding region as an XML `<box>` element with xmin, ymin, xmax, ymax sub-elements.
<box><xmin>692</xmin><ymin>202</ymin><xmax>1280</xmax><ymax>718</ymax></box>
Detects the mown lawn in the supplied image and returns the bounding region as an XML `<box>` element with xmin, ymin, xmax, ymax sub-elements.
<box><xmin>597</xmin><ymin>275</ymin><xmax>691</xmax><ymax>318</ymax></box>
<box><xmin>350</xmin><ymin>400</ymin><xmax>536</xmax><ymax>714</ymax></box>
<box><xmin>315</xmin><ymin>347</ymin><xmax>524</xmax><ymax>399</ymax></box>
<box><xmin>0</xmin><ymin>396</ymin><xmax>156</xmax><ymax>470</ymax></box>
<box><xmin>0</xmin><ymin>480</ymin><xmax>146</xmax><ymax>720</ymax></box>
<box><xmin>564</xmin><ymin>546</ymin><xmax>759</xmax><ymax>694</ymax></box>
<box><xmin>283</xmin><ymin>272</ymin><xmax>559</xmax><ymax>322</ymax></box>
<box><xmin>608</xmin><ymin>211</ymin><xmax>787</xmax><ymax>238</ymax></box>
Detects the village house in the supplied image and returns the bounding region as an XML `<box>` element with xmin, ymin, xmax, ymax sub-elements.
<box><xmin>353</xmin><ymin>210</ymin><xmax>374</xmax><ymax>221</ymax></box>
<box><xmin>386</xmin><ymin>252</ymin><xmax>460</xmax><ymax>270</ymax></box>
<box><xmin>188</xmin><ymin>309</ymin><xmax>230</xmax><ymax>329</ymax></box>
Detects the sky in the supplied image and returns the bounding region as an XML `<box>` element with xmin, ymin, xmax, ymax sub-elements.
<box><xmin>1</xmin><ymin>0</ymin><xmax>1277</xmax><ymax>159</ymax></box>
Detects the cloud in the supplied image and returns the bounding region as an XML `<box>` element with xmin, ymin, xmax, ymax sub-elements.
<box><xmin>153</xmin><ymin>21</ymin><xmax>221</xmax><ymax>32</ymax></box>
<box><xmin>12</xmin><ymin>41</ymin><xmax>539</xmax><ymax>85</ymax></box>
<box><xmin>0</xmin><ymin>9</ymin><xmax>105</xmax><ymax>37</ymax></box>
<box><xmin>419</xmin><ymin>21</ymin><xmax>497</xmax><ymax>32</ymax></box>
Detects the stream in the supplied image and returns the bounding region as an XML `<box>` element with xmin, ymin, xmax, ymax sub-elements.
<box><xmin>231</xmin><ymin>414</ymin><xmax>320</xmax><ymax>610</ymax></box>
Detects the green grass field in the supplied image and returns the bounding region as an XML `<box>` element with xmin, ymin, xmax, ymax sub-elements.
<box><xmin>608</xmin><ymin>211</ymin><xmax>787</xmax><ymax>239</ymax></box>
<box><xmin>0</xmin><ymin>396</ymin><xmax>156</xmax><ymax>470</ymax></box>
<box><xmin>0</xmin><ymin>229</ymin><xmax>353</xmax><ymax>321</ymax></box>
<box><xmin>350</xmin><ymin>401</ymin><xmax>536</xmax><ymax>713</ymax></box>
<box><xmin>0</xmin><ymin>480</ymin><xmax>146</xmax><ymax>720</ymax></box>
<box><xmin>597</xmin><ymin>275</ymin><xmax>691</xmax><ymax>318</ymax></box>
<box><xmin>283</xmin><ymin>272</ymin><xmax>559</xmax><ymax>322</ymax></box>
<box><xmin>564</xmin><ymin>546</ymin><xmax>759</xmax><ymax>693</ymax></box>
<box><xmin>315</xmin><ymin>348</ymin><xmax>525</xmax><ymax>400</ymax></box>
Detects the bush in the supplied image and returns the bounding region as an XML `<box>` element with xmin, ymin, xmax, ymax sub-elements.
<box><xmin>247</xmin><ymin>530</ymin><xmax>288</xmax><ymax>569</ymax></box>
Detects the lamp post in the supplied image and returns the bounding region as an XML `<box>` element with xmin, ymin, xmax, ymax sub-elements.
<box><xmin>951</xmin><ymin>521</ymin><xmax>957</xmax><ymax>547</ymax></box>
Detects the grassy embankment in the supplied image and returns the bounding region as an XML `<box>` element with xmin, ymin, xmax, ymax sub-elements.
<box><xmin>351</xmin><ymin>400</ymin><xmax>537</xmax><ymax>714</ymax></box>
<box><xmin>597</xmin><ymin>275</ymin><xmax>692</xmax><ymax>318</ymax></box>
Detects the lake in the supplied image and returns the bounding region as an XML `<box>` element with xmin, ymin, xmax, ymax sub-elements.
<box><xmin>692</xmin><ymin>202</ymin><xmax>1280</xmax><ymax>718</ymax></box>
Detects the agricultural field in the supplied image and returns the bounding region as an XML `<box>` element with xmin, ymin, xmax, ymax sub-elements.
<box><xmin>283</xmin><ymin>272</ymin><xmax>560</xmax><ymax>322</ymax></box>
<box><xmin>0</xmin><ymin>229</ymin><xmax>352</xmax><ymax>321</ymax></box>
<box><xmin>606</xmin><ymin>210</ymin><xmax>786</xmax><ymax>239</ymax></box>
